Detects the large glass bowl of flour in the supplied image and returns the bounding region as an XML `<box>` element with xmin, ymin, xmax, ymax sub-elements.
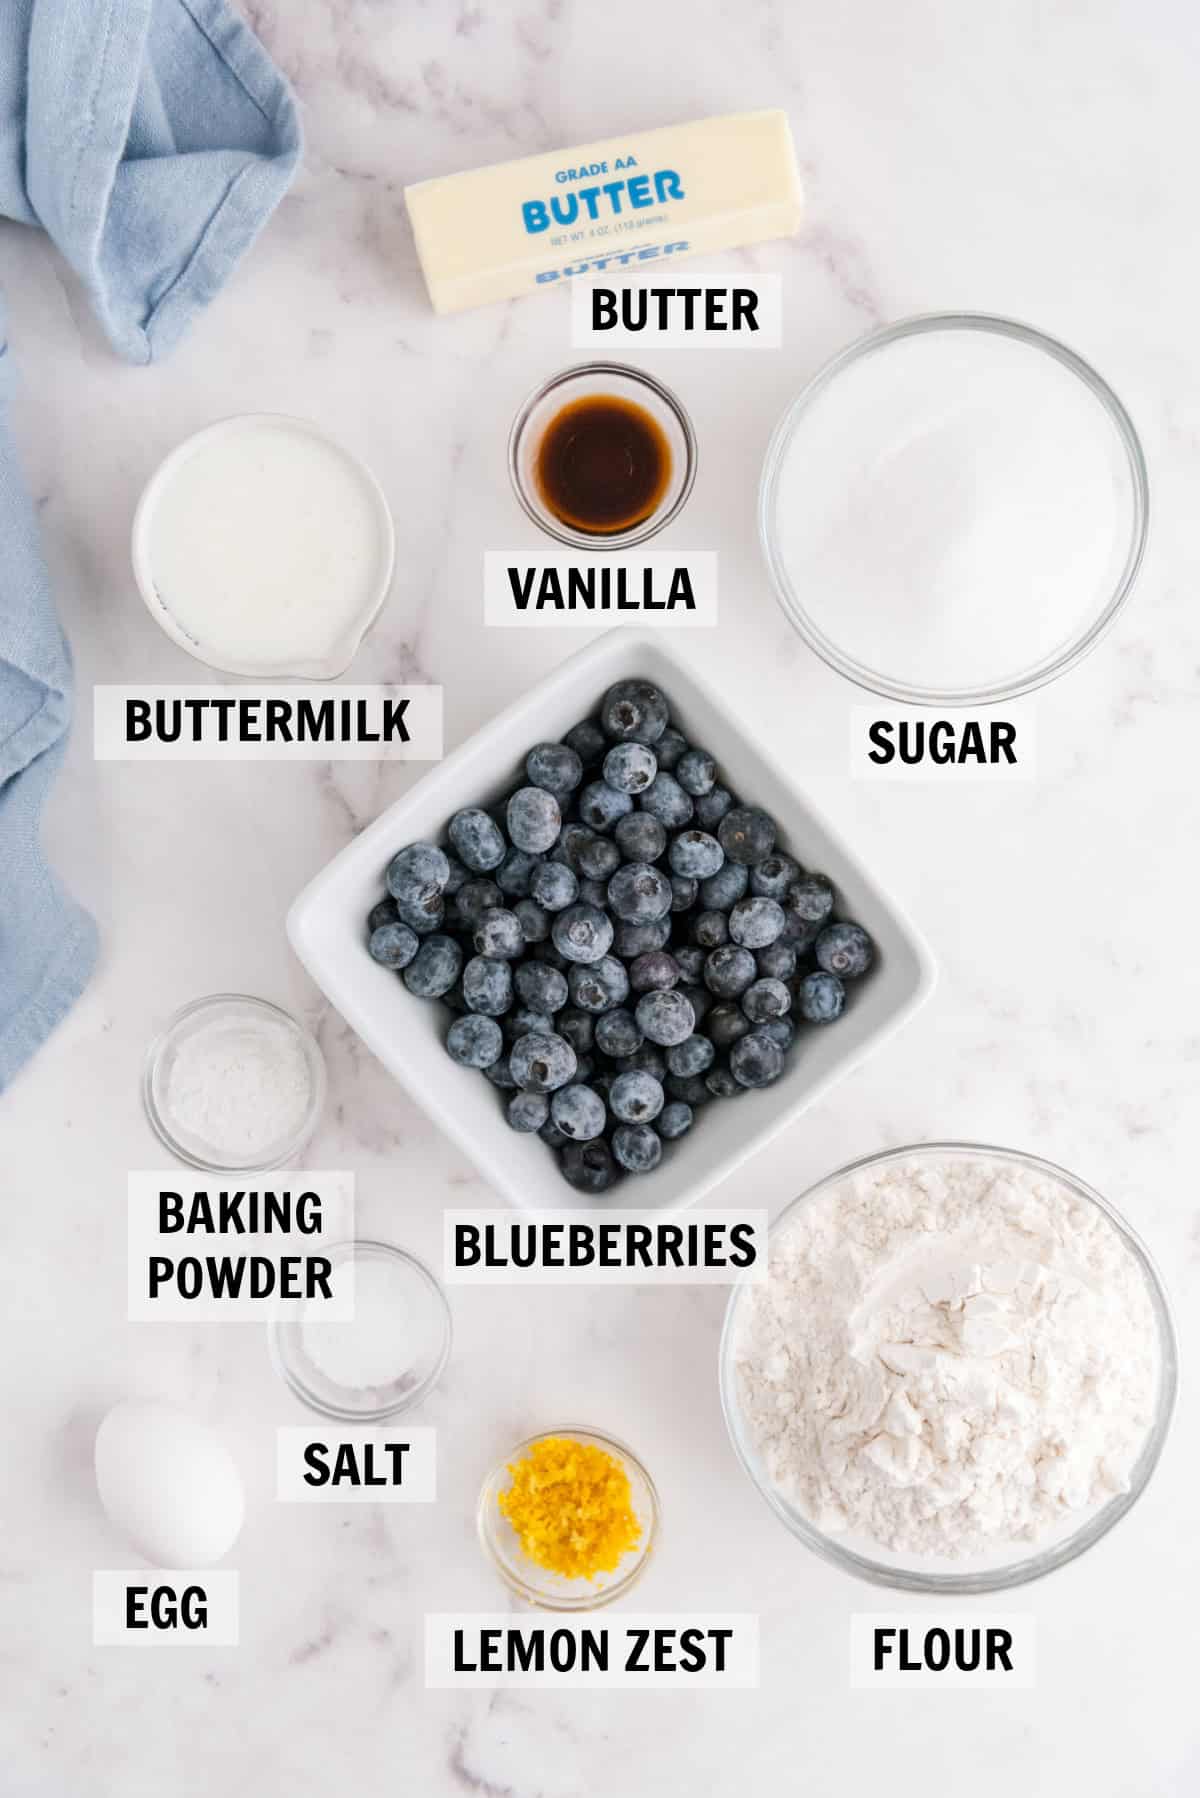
<box><xmin>759</xmin><ymin>316</ymin><xmax>1148</xmax><ymax>704</ymax></box>
<box><xmin>719</xmin><ymin>1143</ymin><xmax>1176</xmax><ymax>1593</ymax></box>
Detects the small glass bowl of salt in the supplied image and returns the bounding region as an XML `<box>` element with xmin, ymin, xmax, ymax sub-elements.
<box><xmin>269</xmin><ymin>1240</ymin><xmax>452</xmax><ymax>1422</ymax></box>
<box><xmin>143</xmin><ymin>993</ymin><xmax>326</xmax><ymax>1171</ymax></box>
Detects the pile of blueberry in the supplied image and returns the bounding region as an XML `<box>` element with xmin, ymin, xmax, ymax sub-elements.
<box><xmin>365</xmin><ymin>679</ymin><xmax>874</xmax><ymax>1192</ymax></box>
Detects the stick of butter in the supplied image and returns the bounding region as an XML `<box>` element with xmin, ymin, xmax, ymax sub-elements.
<box><xmin>404</xmin><ymin>110</ymin><xmax>803</xmax><ymax>316</ymax></box>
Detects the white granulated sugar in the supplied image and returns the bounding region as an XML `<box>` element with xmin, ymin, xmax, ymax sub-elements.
<box><xmin>771</xmin><ymin>328</ymin><xmax>1131</xmax><ymax>692</ymax></box>
<box><xmin>164</xmin><ymin>1015</ymin><xmax>313</xmax><ymax>1161</ymax></box>
<box><xmin>735</xmin><ymin>1154</ymin><xmax>1158</xmax><ymax>1558</ymax></box>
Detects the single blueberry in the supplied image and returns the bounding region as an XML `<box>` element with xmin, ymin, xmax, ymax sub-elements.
<box><xmin>507</xmin><ymin>786</ymin><xmax>562</xmax><ymax>854</ymax></box>
<box><xmin>628</xmin><ymin>950</ymin><xmax>680</xmax><ymax>994</ymax></box>
<box><xmin>578</xmin><ymin>780</ymin><xmax>634</xmax><ymax>833</ymax></box>
<box><xmin>691</xmin><ymin>909</ymin><xmax>729</xmax><ymax>950</ymax></box>
<box><xmin>815</xmin><ymin>922</ymin><xmax>874</xmax><ymax>979</ymax></box>
<box><xmin>614</xmin><ymin>918</ymin><xmax>672</xmax><ymax>959</ymax></box>
<box><xmin>742</xmin><ymin>977</ymin><xmax>792</xmax><ymax>1023</ymax></box>
<box><xmin>615</xmin><ymin>810</ymin><xmax>668</xmax><ymax>863</ymax></box>
<box><xmin>718</xmin><ymin>805</ymin><xmax>776</xmax><ymax>866</ymax></box>
<box><xmin>568</xmin><ymin>955</ymin><xmax>629</xmax><ymax>1014</ymax></box>
<box><xmin>653</xmin><ymin>726</ymin><xmax>688</xmax><ymax>771</ymax></box>
<box><xmin>595</xmin><ymin>1008</ymin><xmax>644</xmax><ymax>1059</ymax></box>
<box><xmin>600</xmin><ymin>679</ymin><xmax>670</xmax><ymax>745</ymax></box>
<box><xmin>664</xmin><ymin>1034</ymin><xmax>715</xmax><ymax>1078</ymax></box>
<box><xmin>554</xmin><ymin>823</ymin><xmax>596</xmax><ymax>872</ymax></box>
<box><xmin>578</xmin><ymin>878</ymin><xmax>609</xmax><ymax>908</ymax></box>
<box><xmin>402</xmin><ymin>934</ymin><xmax>463</xmax><ymax>999</ymax></box>
<box><xmin>513</xmin><ymin>898</ymin><xmax>551</xmax><ymax>943</ymax></box>
<box><xmin>550</xmin><ymin>1084</ymin><xmax>607</xmax><ymax>1142</ymax></box>
<box><xmin>669</xmin><ymin>830</ymin><xmax>724</xmax><ymax>880</ymax></box>
<box><xmin>607</xmin><ymin>861</ymin><xmax>672</xmax><ymax>924</ymax></box>
<box><xmin>657</xmin><ymin>1102</ymin><xmax>694</xmax><ymax>1141</ymax></box>
<box><xmin>577</xmin><ymin>835</ymin><xmax>621</xmax><ymax>882</ymax></box>
<box><xmin>704</xmin><ymin>945</ymin><xmax>757</xmax><ymax>998</ymax></box>
<box><xmin>612</xmin><ymin>1123</ymin><xmax>663</xmax><ymax>1174</ymax></box>
<box><xmin>700</xmin><ymin>862</ymin><xmax>748</xmax><ymax>911</ymax></box>
<box><xmin>529</xmin><ymin>861</ymin><xmax>578</xmax><ymax>912</ymax></box>
<box><xmin>676</xmin><ymin>748</ymin><xmax>716</xmax><ymax>796</ymax></box>
<box><xmin>729</xmin><ymin>896</ymin><xmax>786</xmax><ymax>949</ymax></box>
<box><xmin>368</xmin><ymin>921</ymin><xmax>419</xmax><ymax>969</ymax></box>
<box><xmin>609</xmin><ymin>1070</ymin><xmax>665</xmax><ymax>1124</ymax></box>
<box><xmin>507</xmin><ymin>1091</ymin><xmax>550</xmax><ymax>1132</ymax></box>
<box><xmin>367</xmin><ymin>897</ymin><xmax>397</xmax><ymax>932</ymax></box>
<box><xmin>706</xmin><ymin>1003</ymin><xmax>752</xmax><ymax>1050</ymax></box>
<box><xmin>474</xmin><ymin>908</ymin><xmax>526</xmax><ymax>959</ymax></box>
<box><xmin>759</xmin><ymin>1017</ymin><xmax>797</xmax><ymax>1052</ymax></box>
<box><xmin>448</xmin><ymin>808</ymin><xmax>506</xmax><ymax>873</ymax></box>
<box><xmin>539</xmin><ymin>1120</ymin><xmax>571</xmax><ymax>1150</ymax></box>
<box><xmin>730</xmin><ymin>1030</ymin><xmax>786</xmax><ymax>1089</ymax></box>
<box><xmin>756</xmin><ymin>940</ymin><xmax>798</xmax><ymax>981</ymax></box>
<box><xmin>526</xmin><ymin>741</ymin><xmax>584</xmax><ymax>796</ymax></box>
<box><xmin>446</xmin><ymin>1014</ymin><xmax>503</xmax><ymax>1069</ymax></box>
<box><xmin>640</xmin><ymin>772</ymin><xmax>694</xmax><ymax>829</ymax></box>
<box><xmin>560</xmin><ymin>1138</ymin><xmax>619</xmax><ymax>1193</ymax></box>
<box><xmin>798</xmin><ymin>969</ymin><xmax>848</xmax><ymax>1021</ymax></box>
<box><xmin>750</xmin><ymin>854</ymin><xmax>802</xmax><ymax>901</ymax></box>
<box><xmin>635</xmin><ymin>989</ymin><xmax>696</xmax><ymax>1047</ymax></box>
<box><xmin>393</xmin><ymin>886</ymin><xmax>444</xmax><ymax>935</ymax></box>
<box><xmin>562</xmin><ymin>718</ymin><xmax>608</xmax><ymax>767</ymax></box>
<box><xmin>461</xmin><ymin>954</ymin><xmax>514</xmax><ymax>1015</ymax></box>
<box><xmin>552</xmin><ymin>903</ymin><xmax>615</xmax><ymax>965</ymax></box>
<box><xmin>496</xmin><ymin>847</ymin><xmax>540</xmax><ymax>898</ymax></box>
<box><xmin>705</xmin><ymin>1066</ymin><xmax>742</xmax><ymax>1099</ymax></box>
<box><xmin>673</xmin><ymin>945</ymin><xmax>707</xmax><ymax>984</ymax></box>
<box><xmin>485</xmin><ymin>1058</ymin><xmax>517</xmax><ymax>1091</ymax></box>
<box><xmin>386</xmin><ymin>841</ymin><xmax>451</xmax><ymax>901</ymax></box>
<box><xmin>510</xmin><ymin>1030</ymin><xmax>578</xmax><ymax>1093</ymax></box>
<box><xmin>515</xmin><ymin>962</ymin><xmax>569</xmax><ymax>1014</ymax></box>
<box><xmin>694</xmin><ymin>786</ymin><xmax>735</xmax><ymax>830</ymax></box>
<box><xmin>603</xmin><ymin>742</ymin><xmax>658</xmax><ymax>794</ymax></box>
<box><xmin>786</xmin><ymin>873</ymin><xmax>836</xmax><ymax>927</ymax></box>
<box><xmin>670</xmin><ymin>873</ymin><xmax>698</xmax><ymax>913</ymax></box>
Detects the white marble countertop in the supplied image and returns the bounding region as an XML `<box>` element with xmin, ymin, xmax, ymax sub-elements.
<box><xmin>3</xmin><ymin>2</ymin><xmax>1199</xmax><ymax>1793</ymax></box>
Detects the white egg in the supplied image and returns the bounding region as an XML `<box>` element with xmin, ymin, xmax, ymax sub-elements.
<box><xmin>94</xmin><ymin>1399</ymin><xmax>244</xmax><ymax>1566</ymax></box>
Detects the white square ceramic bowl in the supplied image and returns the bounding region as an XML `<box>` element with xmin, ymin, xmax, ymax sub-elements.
<box><xmin>287</xmin><ymin>629</ymin><xmax>935</xmax><ymax>1212</ymax></box>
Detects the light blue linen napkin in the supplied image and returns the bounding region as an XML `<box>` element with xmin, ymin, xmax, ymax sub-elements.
<box><xmin>0</xmin><ymin>0</ymin><xmax>299</xmax><ymax>1087</ymax></box>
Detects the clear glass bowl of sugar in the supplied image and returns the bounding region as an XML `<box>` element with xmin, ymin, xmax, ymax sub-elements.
<box><xmin>759</xmin><ymin>314</ymin><xmax>1149</xmax><ymax>705</ymax></box>
<box><xmin>719</xmin><ymin>1143</ymin><xmax>1177</xmax><ymax>1593</ymax></box>
<box><xmin>269</xmin><ymin>1239</ymin><xmax>452</xmax><ymax>1421</ymax></box>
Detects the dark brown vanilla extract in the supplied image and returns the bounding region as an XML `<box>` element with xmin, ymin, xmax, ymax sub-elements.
<box><xmin>534</xmin><ymin>394</ymin><xmax>671</xmax><ymax>535</ymax></box>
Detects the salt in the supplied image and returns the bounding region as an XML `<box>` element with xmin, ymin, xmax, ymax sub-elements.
<box><xmin>301</xmin><ymin>1257</ymin><xmax>418</xmax><ymax>1391</ymax></box>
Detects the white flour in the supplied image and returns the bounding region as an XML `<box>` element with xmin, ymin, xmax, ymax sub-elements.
<box><xmin>734</xmin><ymin>1153</ymin><xmax>1159</xmax><ymax>1558</ymax></box>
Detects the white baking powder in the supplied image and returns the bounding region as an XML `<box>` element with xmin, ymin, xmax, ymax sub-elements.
<box><xmin>163</xmin><ymin>1012</ymin><xmax>314</xmax><ymax>1163</ymax></box>
<box><xmin>734</xmin><ymin>1153</ymin><xmax>1158</xmax><ymax>1558</ymax></box>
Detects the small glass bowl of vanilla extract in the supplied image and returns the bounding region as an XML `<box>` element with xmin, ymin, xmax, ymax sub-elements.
<box><xmin>509</xmin><ymin>362</ymin><xmax>697</xmax><ymax>549</ymax></box>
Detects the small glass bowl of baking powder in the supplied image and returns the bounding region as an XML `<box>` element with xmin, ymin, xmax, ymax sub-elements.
<box><xmin>269</xmin><ymin>1239</ymin><xmax>452</xmax><ymax>1422</ymax></box>
<box><xmin>143</xmin><ymin>994</ymin><xmax>326</xmax><ymax>1171</ymax></box>
<box><xmin>719</xmin><ymin>1142</ymin><xmax>1177</xmax><ymax>1594</ymax></box>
